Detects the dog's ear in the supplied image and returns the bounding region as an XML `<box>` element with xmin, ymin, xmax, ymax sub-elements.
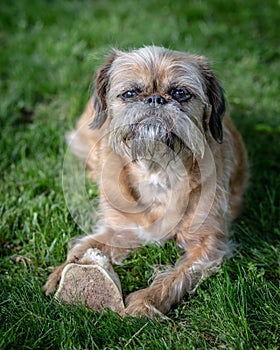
<box><xmin>90</xmin><ymin>51</ymin><xmax>118</xmax><ymax>129</ymax></box>
<box><xmin>195</xmin><ymin>57</ymin><xmax>225</xmax><ymax>144</ymax></box>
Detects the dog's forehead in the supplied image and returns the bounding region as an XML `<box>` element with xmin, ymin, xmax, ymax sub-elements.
<box><xmin>109</xmin><ymin>47</ymin><xmax>205</xmax><ymax>92</ymax></box>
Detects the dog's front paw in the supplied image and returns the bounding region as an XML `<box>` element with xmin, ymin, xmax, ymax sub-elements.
<box><xmin>42</xmin><ymin>263</ymin><xmax>68</xmax><ymax>296</ymax></box>
<box><xmin>125</xmin><ymin>289</ymin><xmax>166</xmax><ymax>318</ymax></box>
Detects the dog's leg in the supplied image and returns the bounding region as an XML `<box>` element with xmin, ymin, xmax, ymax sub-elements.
<box><xmin>43</xmin><ymin>227</ymin><xmax>140</xmax><ymax>295</ymax></box>
<box><xmin>125</xmin><ymin>228</ymin><xmax>229</xmax><ymax>317</ymax></box>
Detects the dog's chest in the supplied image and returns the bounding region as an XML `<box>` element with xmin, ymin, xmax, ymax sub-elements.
<box><xmin>124</xmin><ymin>161</ymin><xmax>189</xmax><ymax>242</ymax></box>
<box><xmin>132</xmin><ymin>162</ymin><xmax>172</xmax><ymax>206</ymax></box>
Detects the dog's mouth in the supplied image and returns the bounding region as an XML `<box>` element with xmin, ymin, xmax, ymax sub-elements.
<box><xmin>121</xmin><ymin>119</ymin><xmax>184</xmax><ymax>160</ymax></box>
<box><xmin>124</xmin><ymin>123</ymin><xmax>172</xmax><ymax>144</ymax></box>
<box><xmin>109</xmin><ymin>107</ymin><xmax>205</xmax><ymax>161</ymax></box>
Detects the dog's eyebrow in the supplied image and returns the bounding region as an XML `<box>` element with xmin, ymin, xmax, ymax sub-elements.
<box><xmin>119</xmin><ymin>82</ymin><xmax>144</xmax><ymax>92</ymax></box>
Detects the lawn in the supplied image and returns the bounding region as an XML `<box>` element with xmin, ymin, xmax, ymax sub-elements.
<box><xmin>1</xmin><ymin>0</ymin><xmax>279</xmax><ymax>349</ymax></box>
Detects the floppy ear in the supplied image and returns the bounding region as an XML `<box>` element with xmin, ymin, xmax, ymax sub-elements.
<box><xmin>196</xmin><ymin>57</ymin><xmax>226</xmax><ymax>143</ymax></box>
<box><xmin>90</xmin><ymin>51</ymin><xmax>118</xmax><ymax>129</ymax></box>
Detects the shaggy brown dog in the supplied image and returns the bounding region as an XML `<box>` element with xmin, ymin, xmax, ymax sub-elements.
<box><xmin>43</xmin><ymin>46</ymin><xmax>248</xmax><ymax>317</ymax></box>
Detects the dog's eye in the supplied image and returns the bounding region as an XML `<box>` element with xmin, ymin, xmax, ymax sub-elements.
<box><xmin>169</xmin><ymin>88</ymin><xmax>192</xmax><ymax>102</ymax></box>
<box><xmin>120</xmin><ymin>90</ymin><xmax>141</xmax><ymax>101</ymax></box>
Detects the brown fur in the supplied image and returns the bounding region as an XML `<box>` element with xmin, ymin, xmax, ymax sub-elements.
<box><xmin>43</xmin><ymin>46</ymin><xmax>248</xmax><ymax>317</ymax></box>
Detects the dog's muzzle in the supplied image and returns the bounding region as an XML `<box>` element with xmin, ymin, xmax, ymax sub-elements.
<box><xmin>124</xmin><ymin>119</ymin><xmax>172</xmax><ymax>144</ymax></box>
<box><xmin>122</xmin><ymin>117</ymin><xmax>183</xmax><ymax>160</ymax></box>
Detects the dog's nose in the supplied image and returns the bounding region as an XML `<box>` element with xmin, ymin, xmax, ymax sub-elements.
<box><xmin>144</xmin><ymin>94</ymin><xmax>167</xmax><ymax>107</ymax></box>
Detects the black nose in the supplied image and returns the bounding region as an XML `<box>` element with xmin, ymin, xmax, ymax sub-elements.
<box><xmin>144</xmin><ymin>94</ymin><xmax>167</xmax><ymax>107</ymax></box>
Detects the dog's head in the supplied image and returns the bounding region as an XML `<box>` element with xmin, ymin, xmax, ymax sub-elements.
<box><xmin>90</xmin><ymin>46</ymin><xmax>225</xmax><ymax>161</ymax></box>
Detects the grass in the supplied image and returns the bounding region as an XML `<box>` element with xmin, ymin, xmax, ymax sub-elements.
<box><xmin>1</xmin><ymin>0</ymin><xmax>279</xmax><ymax>349</ymax></box>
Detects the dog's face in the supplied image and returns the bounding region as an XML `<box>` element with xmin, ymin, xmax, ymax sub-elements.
<box><xmin>91</xmin><ymin>46</ymin><xmax>225</xmax><ymax>162</ymax></box>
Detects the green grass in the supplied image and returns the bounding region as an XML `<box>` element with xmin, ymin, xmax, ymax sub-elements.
<box><xmin>1</xmin><ymin>0</ymin><xmax>279</xmax><ymax>349</ymax></box>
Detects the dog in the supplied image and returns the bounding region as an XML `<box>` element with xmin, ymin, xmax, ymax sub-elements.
<box><xmin>43</xmin><ymin>46</ymin><xmax>248</xmax><ymax>317</ymax></box>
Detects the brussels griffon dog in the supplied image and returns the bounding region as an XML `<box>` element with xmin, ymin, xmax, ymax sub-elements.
<box><xmin>43</xmin><ymin>46</ymin><xmax>248</xmax><ymax>317</ymax></box>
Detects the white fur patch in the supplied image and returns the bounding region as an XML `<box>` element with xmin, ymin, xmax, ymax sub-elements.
<box><xmin>82</xmin><ymin>248</ymin><xmax>109</xmax><ymax>267</ymax></box>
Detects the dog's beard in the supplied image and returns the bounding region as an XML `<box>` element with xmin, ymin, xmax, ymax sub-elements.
<box><xmin>109</xmin><ymin>104</ymin><xmax>205</xmax><ymax>163</ymax></box>
<box><xmin>119</xmin><ymin>118</ymin><xmax>182</xmax><ymax>161</ymax></box>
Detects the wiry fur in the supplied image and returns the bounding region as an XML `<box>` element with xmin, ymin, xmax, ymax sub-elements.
<box><xmin>43</xmin><ymin>46</ymin><xmax>248</xmax><ymax>317</ymax></box>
